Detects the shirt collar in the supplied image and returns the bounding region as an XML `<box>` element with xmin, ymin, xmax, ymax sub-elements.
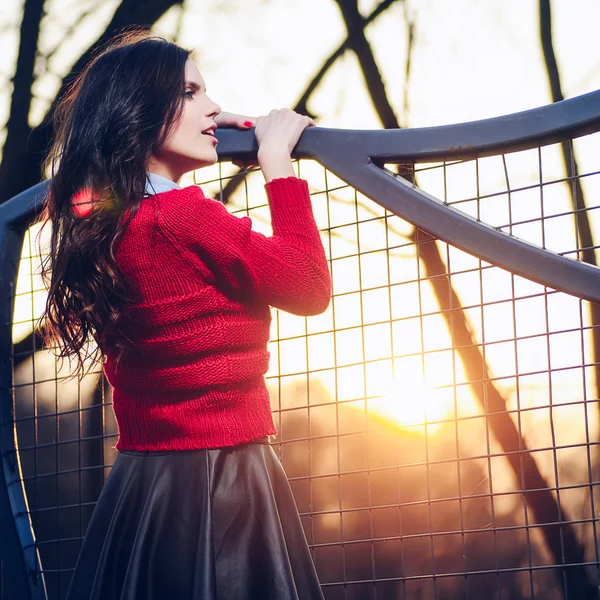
<box><xmin>144</xmin><ymin>172</ymin><xmax>182</xmax><ymax>195</ymax></box>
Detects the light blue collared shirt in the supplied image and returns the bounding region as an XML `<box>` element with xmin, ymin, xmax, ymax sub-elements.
<box><xmin>144</xmin><ymin>172</ymin><xmax>182</xmax><ymax>196</ymax></box>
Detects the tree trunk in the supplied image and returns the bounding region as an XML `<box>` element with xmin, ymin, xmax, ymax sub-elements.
<box><xmin>0</xmin><ymin>0</ymin><xmax>46</xmax><ymax>204</ymax></box>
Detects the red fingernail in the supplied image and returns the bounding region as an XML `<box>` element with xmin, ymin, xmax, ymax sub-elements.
<box><xmin>244</xmin><ymin>121</ymin><xmax>253</xmax><ymax>127</ymax></box>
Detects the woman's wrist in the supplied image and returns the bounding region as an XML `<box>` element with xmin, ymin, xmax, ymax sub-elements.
<box><xmin>258</xmin><ymin>147</ymin><xmax>296</xmax><ymax>182</ymax></box>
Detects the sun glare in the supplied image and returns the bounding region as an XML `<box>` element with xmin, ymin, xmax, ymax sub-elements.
<box><xmin>368</xmin><ymin>373</ymin><xmax>453</xmax><ymax>435</ymax></box>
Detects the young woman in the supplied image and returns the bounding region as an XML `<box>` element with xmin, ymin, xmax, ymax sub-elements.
<box><xmin>36</xmin><ymin>29</ymin><xmax>330</xmax><ymax>600</ymax></box>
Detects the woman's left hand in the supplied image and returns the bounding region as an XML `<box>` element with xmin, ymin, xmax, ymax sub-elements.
<box><xmin>214</xmin><ymin>111</ymin><xmax>255</xmax><ymax>129</ymax></box>
<box><xmin>215</xmin><ymin>112</ymin><xmax>258</xmax><ymax>169</ymax></box>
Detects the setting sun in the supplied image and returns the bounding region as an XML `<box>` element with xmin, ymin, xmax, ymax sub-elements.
<box><xmin>368</xmin><ymin>372</ymin><xmax>453</xmax><ymax>434</ymax></box>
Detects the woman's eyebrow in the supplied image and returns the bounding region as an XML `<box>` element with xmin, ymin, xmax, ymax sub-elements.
<box><xmin>186</xmin><ymin>81</ymin><xmax>205</xmax><ymax>91</ymax></box>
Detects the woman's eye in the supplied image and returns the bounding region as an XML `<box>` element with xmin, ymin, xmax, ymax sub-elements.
<box><xmin>184</xmin><ymin>90</ymin><xmax>195</xmax><ymax>99</ymax></box>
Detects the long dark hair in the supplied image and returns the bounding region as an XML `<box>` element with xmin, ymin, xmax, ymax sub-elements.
<box><xmin>33</xmin><ymin>29</ymin><xmax>192</xmax><ymax>382</ymax></box>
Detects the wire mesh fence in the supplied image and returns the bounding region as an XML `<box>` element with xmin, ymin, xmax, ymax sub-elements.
<box><xmin>3</xmin><ymin>124</ymin><xmax>600</xmax><ymax>599</ymax></box>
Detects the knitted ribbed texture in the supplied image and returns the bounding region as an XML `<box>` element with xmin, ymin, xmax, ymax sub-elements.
<box><xmin>102</xmin><ymin>177</ymin><xmax>331</xmax><ymax>450</ymax></box>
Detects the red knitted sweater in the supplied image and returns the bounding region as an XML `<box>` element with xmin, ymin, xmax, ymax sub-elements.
<box><xmin>101</xmin><ymin>176</ymin><xmax>331</xmax><ymax>451</ymax></box>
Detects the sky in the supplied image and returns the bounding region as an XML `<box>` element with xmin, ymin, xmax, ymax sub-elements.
<box><xmin>2</xmin><ymin>0</ymin><xmax>600</xmax><ymax>133</ymax></box>
<box><xmin>165</xmin><ymin>0</ymin><xmax>600</xmax><ymax>126</ymax></box>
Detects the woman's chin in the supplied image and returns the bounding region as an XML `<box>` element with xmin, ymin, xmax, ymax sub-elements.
<box><xmin>194</xmin><ymin>151</ymin><xmax>218</xmax><ymax>169</ymax></box>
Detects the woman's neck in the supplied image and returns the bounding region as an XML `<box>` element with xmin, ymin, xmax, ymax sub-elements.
<box><xmin>145</xmin><ymin>158</ymin><xmax>183</xmax><ymax>184</ymax></box>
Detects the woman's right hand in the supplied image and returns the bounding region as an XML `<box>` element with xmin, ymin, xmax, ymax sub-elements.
<box><xmin>254</xmin><ymin>109</ymin><xmax>315</xmax><ymax>182</ymax></box>
<box><xmin>255</xmin><ymin>108</ymin><xmax>315</xmax><ymax>155</ymax></box>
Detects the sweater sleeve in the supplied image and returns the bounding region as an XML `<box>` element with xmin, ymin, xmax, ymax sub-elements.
<box><xmin>157</xmin><ymin>176</ymin><xmax>332</xmax><ymax>316</ymax></box>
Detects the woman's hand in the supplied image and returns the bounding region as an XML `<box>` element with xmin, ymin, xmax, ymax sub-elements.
<box><xmin>214</xmin><ymin>112</ymin><xmax>257</xmax><ymax>169</ymax></box>
<box><xmin>215</xmin><ymin>108</ymin><xmax>315</xmax><ymax>178</ymax></box>
<box><xmin>214</xmin><ymin>111</ymin><xmax>255</xmax><ymax>129</ymax></box>
<box><xmin>254</xmin><ymin>109</ymin><xmax>315</xmax><ymax>158</ymax></box>
<box><xmin>254</xmin><ymin>109</ymin><xmax>315</xmax><ymax>182</ymax></box>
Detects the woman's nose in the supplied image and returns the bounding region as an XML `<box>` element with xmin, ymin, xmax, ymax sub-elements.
<box><xmin>208</xmin><ymin>97</ymin><xmax>221</xmax><ymax>117</ymax></box>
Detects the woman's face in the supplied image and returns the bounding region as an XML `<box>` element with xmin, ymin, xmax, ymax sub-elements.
<box><xmin>147</xmin><ymin>59</ymin><xmax>221</xmax><ymax>182</ymax></box>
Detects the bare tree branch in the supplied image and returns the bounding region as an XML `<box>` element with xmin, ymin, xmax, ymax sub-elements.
<box><xmin>295</xmin><ymin>0</ymin><xmax>398</xmax><ymax>118</ymax></box>
<box><xmin>0</xmin><ymin>0</ymin><xmax>184</xmax><ymax>204</ymax></box>
<box><xmin>402</xmin><ymin>1</ymin><xmax>415</xmax><ymax>123</ymax></box>
<box><xmin>40</xmin><ymin>5</ymin><xmax>101</xmax><ymax>67</ymax></box>
<box><xmin>218</xmin><ymin>0</ymin><xmax>400</xmax><ymax>205</ymax></box>
<box><xmin>539</xmin><ymin>0</ymin><xmax>596</xmax><ymax>268</ymax></box>
<box><xmin>539</xmin><ymin>0</ymin><xmax>600</xmax><ymax>414</ymax></box>
<box><xmin>336</xmin><ymin>0</ymin><xmax>398</xmax><ymax>127</ymax></box>
<box><xmin>173</xmin><ymin>1</ymin><xmax>185</xmax><ymax>44</ymax></box>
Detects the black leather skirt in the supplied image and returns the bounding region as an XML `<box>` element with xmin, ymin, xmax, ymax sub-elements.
<box><xmin>65</xmin><ymin>437</ymin><xmax>324</xmax><ymax>600</ymax></box>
